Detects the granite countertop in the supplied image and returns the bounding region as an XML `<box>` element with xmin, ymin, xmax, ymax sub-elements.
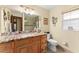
<box><xmin>0</xmin><ymin>32</ymin><xmax>45</xmax><ymax>43</ymax></box>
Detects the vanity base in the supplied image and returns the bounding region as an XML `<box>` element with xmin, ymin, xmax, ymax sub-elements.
<box><xmin>0</xmin><ymin>35</ymin><xmax>47</xmax><ymax>53</ymax></box>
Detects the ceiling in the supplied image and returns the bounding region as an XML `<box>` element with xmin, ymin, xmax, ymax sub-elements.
<box><xmin>0</xmin><ymin>5</ymin><xmax>56</xmax><ymax>12</ymax></box>
<box><xmin>38</xmin><ymin>5</ymin><xmax>56</xmax><ymax>11</ymax></box>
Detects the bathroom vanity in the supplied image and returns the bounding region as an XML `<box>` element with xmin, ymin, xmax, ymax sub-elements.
<box><xmin>0</xmin><ymin>6</ymin><xmax>47</xmax><ymax>53</ymax></box>
<box><xmin>0</xmin><ymin>33</ymin><xmax>47</xmax><ymax>53</ymax></box>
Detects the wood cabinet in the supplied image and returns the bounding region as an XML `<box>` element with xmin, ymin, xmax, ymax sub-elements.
<box><xmin>40</xmin><ymin>35</ymin><xmax>47</xmax><ymax>52</ymax></box>
<box><xmin>0</xmin><ymin>40</ymin><xmax>14</xmax><ymax>53</ymax></box>
<box><xmin>32</xmin><ymin>36</ymin><xmax>41</xmax><ymax>53</ymax></box>
<box><xmin>0</xmin><ymin>35</ymin><xmax>47</xmax><ymax>53</ymax></box>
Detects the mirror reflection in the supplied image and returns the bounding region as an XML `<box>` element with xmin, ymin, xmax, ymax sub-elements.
<box><xmin>24</xmin><ymin>13</ymin><xmax>39</xmax><ymax>32</ymax></box>
<box><xmin>1</xmin><ymin>7</ymin><xmax>40</xmax><ymax>33</ymax></box>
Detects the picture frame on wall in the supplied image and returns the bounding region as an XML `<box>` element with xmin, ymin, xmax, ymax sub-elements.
<box><xmin>52</xmin><ymin>16</ymin><xmax>58</xmax><ymax>26</ymax></box>
<box><xmin>43</xmin><ymin>18</ymin><xmax>48</xmax><ymax>25</ymax></box>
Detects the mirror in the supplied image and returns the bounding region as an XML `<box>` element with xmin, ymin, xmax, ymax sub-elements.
<box><xmin>1</xmin><ymin>7</ymin><xmax>40</xmax><ymax>33</ymax></box>
<box><xmin>24</xmin><ymin>13</ymin><xmax>39</xmax><ymax>32</ymax></box>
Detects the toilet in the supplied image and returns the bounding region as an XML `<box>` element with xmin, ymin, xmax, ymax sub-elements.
<box><xmin>46</xmin><ymin>32</ymin><xmax>58</xmax><ymax>52</ymax></box>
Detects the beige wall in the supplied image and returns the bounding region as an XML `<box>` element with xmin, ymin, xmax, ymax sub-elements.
<box><xmin>49</xmin><ymin>5</ymin><xmax>79</xmax><ymax>52</ymax></box>
<box><xmin>0</xmin><ymin>9</ymin><xmax>1</xmax><ymax>32</ymax></box>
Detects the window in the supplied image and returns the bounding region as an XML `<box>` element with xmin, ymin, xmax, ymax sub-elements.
<box><xmin>63</xmin><ymin>9</ymin><xmax>79</xmax><ymax>31</ymax></box>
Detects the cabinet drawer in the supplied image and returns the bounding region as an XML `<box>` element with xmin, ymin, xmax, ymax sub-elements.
<box><xmin>14</xmin><ymin>38</ymin><xmax>32</xmax><ymax>47</ymax></box>
<box><xmin>16</xmin><ymin>45</ymin><xmax>33</xmax><ymax>53</ymax></box>
<box><xmin>32</xmin><ymin>36</ymin><xmax>40</xmax><ymax>43</ymax></box>
<box><xmin>41</xmin><ymin>35</ymin><xmax>47</xmax><ymax>38</ymax></box>
<box><xmin>41</xmin><ymin>39</ymin><xmax>47</xmax><ymax>44</ymax></box>
<box><xmin>41</xmin><ymin>35</ymin><xmax>47</xmax><ymax>40</ymax></box>
<box><xmin>41</xmin><ymin>37</ymin><xmax>47</xmax><ymax>41</ymax></box>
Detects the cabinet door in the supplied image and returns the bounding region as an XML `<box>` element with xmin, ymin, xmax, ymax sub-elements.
<box><xmin>32</xmin><ymin>37</ymin><xmax>41</xmax><ymax>53</ymax></box>
<box><xmin>16</xmin><ymin>45</ymin><xmax>33</xmax><ymax>53</ymax></box>
<box><xmin>16</xmin><ymin>46</ymin><xmax>29</xmax><ymax>53</ymax></box>
<box><xmin>0</xmin><ymin>41</ymin><xmax>14</xmax><ymax>53</ymax></box>
<box><xmin>40</xmin><ymin>35</ymin><xmax>47</xmax><ymax>53</ymax></box>
<box><xmin>32</xmin><ymin>43</ymin><xmax>40</xmax><ymax>53</ymax></box>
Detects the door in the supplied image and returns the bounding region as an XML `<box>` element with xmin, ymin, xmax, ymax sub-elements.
<box><xmin>11</xmin><ymin>15</ymin><xmax>22</xmax><ymax>32</ymax></box>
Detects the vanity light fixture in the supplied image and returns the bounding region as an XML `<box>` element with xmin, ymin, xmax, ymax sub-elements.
<box><xmin>20</xmin><ymin>5</ymin><xmax>35</xmax><ymax>15</ymax></box>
